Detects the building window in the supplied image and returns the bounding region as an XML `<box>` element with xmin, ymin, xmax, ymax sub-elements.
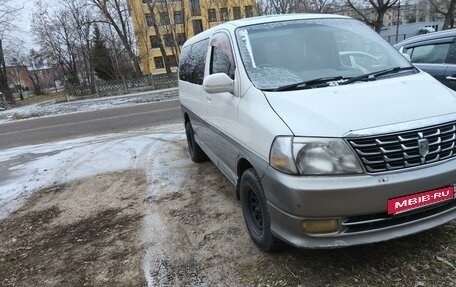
<box><xmin>163</xmin><ymin>34</ymin><xmax>174</xmax><ymax>47</ymax></box>
<box><xmin>150</xmin><ymin>35</ymin><xmax>160</xmax><ymax>49</ymax></box>
<box><xmin>178</xmin><ymin>33</ymin><xmax>186</xmax><ymax>46</ymax></box>
<box><xmin>154</xmin><ymin>57</ymin><xmax>164</xmax><ymax>69</ymax></box>
<box><xmin>160</xmin><ymin>12</ymin><xmax>170</xmax><ymax>26</ymax></box>
<box><xmin>145</xmin><ymin>13</ymin><xmax>154</xmax><ymax>27</ymax></box>
<box><xmin>245</xmin><ymin>6</ymin><xmax>253</xmax><ymax>18</ymax></box>
<box><xmin>192</xmin><ymin>19</ymin><xmax>203</xmax><ymax>35</ymax></box>
<box><xmin>174</xmin><ymin>11</ymin><xmax>183</xmax><ymax>24</ymax></box>
<box><xmin>190</xmin><ymin>0</ymin><xmax>201</xmax><ymax>16</ymax></box>
<box><xmin>220</xmin><ymin>8</ymin><xmax>228</xmax><ymax>22</ymax></box>
<box><xmin>233</xmin><ymin>7</ymin><xmax>241</xmax><ymax>19</ymax></box>
<box><xmin>208</xmin><ymin>9</ymin><xmax>217</xmax><ymax>22</ymax></box>
<box><xmin>166</xmin><ymin>55</ymin><xmax>177</xmax><ymax>67</ymax></box>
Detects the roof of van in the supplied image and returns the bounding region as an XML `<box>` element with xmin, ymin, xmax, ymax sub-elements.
<box><xmin>227</xmin><ymin>13</ymin><xmax>349</xmax><ymax>27</ymax></box>
<box><xmin>183</xmin><ymin>13</ymin><xmax>350</xmax><ymax>46</ymax></box>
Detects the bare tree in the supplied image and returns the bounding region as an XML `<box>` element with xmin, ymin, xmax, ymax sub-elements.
<box><xmin>131</xmin><ymin>2</ymin><xmax>154</xmax><ymax>74</ymax></box>
<box><xmin>102</xmin><ymin>23</ymin><xmax>135</xmax><ymax>92</ymax></box>
<box><xmin>143</xmin><ymin>0</ymin><xmax>172</xmax><ymax>74</ymax></box>
<box><xmin>64</xmin><ymin>0</ymin><xmax>96</xmax><ymax>88</ymax></box>
<box><xmin>32</xmin><ymin>1</ymin><xmax>81</xmax><ymax>85</ymax></box>
<box><xmin>0</xmin><ymin>0</ymin><xmax>24</xmax><ymax>104</ymax></box>
<box><xmin>429</xmin><ymin>0</ymin><xmax>456</xmax><ymax>29</ymax></box>
<box><xmin>258</xmin><ymin>0</ymin><xmax>342</xmax><ymax>15</ymax></box>
<box><xmin>298</xmin><ymin>0</ymin><xmax>341</xmax><ymax>13</ymax></box>
<box><xmin>27</xmin><ymin>49</ymin><xmax>47</xmax><ymax>95</ymax></box>
<box><xmin>269</xmin><ymin>0</ymin><xmax>298</xmax><ymax>14</ymax></box>
<box><xmin>346</xmin><ymin>0</ymin><xmax>399</xmax><ymax>32</ymax></box>
<box><xmin>91</xmin><ymin>0</ymin><xmax>142</xmax><ymax>76</ymax></box>
<box><xmin>160</xmin><ymin>0</ymin><xmax>187</xmax><ymax>65</ymax></box>
<box><xmin>4</xmin><ymin>40</ymin><xmax>28</xmax><ymax>99</ymax></box>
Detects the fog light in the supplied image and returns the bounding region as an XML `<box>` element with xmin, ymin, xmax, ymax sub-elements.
<box><xmin>301</xmin><ymin>219</ymin><xmax>339</xmax><ymax>234</ymax></box>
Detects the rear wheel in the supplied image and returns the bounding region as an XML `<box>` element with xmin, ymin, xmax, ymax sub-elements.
<box><xmin>240</xmin><ymin>168</ymin><xmax>283</xmax><ymax>251</ymax></box>
<box><xmin>185</xmin><ymin>121</ymin><xmax>207</xmax><ymax>163</ymax></box>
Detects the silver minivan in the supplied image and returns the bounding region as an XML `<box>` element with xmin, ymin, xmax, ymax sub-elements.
<box><xmin>179</xmin><ymin>14</ymin><xmax>456</xmax><ymax>251</ymax></box>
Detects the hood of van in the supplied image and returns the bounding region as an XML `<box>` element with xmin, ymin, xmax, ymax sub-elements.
<box><xmin>264</xmin><ymin>72</ymin><xmax>456</xmax><ymax>137</ymax></box>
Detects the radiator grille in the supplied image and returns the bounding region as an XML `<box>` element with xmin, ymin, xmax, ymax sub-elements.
<box><xmin>347</xmin><ymin>122</ymin><xmax>456</xmax><ymax>173</ymax></box>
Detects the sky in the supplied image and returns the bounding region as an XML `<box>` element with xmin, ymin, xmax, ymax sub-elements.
<box><xmin>13</xmin><ymin>0</ymin><xmax>48</xmax><ymax>50</ymax></box>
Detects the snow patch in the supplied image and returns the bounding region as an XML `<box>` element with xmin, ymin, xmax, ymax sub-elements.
<box><xmin>0</xmin><ymin>88</ymin><xmax>178</xmax><ymax>124</ymax></box>
<box><xmin>0</xmin><ymin>123</ymin><xmax>185</xmax><ymax>219</ymax></box>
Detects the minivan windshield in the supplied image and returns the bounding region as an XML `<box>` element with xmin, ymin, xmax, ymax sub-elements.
<box><xmin>235</xmin><ymin>18</ymin><xmax>414</xmax><ymax>91</ymax></box>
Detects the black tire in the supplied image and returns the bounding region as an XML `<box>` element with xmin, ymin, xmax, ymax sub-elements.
<box><xmin>185</xmin><ymin>121</ymin><xmax>208</xmax><ymax>163</ymax></box>
<box><xmin>240</xmin><ymin>168</ymin><xmax>283</xmax><ymax>252</ymax></box>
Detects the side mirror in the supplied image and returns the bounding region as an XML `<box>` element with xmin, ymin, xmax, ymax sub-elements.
<box><xmin>203</xmin><ymin>73</ymin><xmax>234</xmax><ymax>94</ymax></box>
<box><xmin>401</xmin><ymin>52</ymin><xmax>411</xmax><ymax>62</ymax></box>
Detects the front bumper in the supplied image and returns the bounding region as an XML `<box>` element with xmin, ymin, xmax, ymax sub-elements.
<box><xmin>261</xmin><ymin>159</ymin><xmax>456</xmax><ymax>248</ymax></box>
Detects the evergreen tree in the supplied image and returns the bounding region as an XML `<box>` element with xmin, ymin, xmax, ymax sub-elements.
<box><xmin>92</xmin><ymin>25</ymin><xmax>115</xmax><ymax>81</ymax></box>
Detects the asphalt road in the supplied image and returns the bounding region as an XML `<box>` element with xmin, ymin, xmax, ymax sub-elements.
<box><xmin>0</xmin><ymin>100</ymin><xmax>182</xmax><ymax>150</ymax></box>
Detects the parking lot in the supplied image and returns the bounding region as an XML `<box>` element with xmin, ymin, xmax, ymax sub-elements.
<box><xmin>1</xmin><ymin>123</ymin><xmax>456</xmax><ymax>286</ymax></box>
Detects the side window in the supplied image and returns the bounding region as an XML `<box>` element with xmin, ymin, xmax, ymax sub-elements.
<box><xmin>210</xmin><ymin>32</ymin><xmax>235</xmax><ymax>79</ymax></box>
<box><xmin>179</xmin><ymin>46</ymin><xmax>191</xmax><ymax>82</ymax></box>
<box><xmin>409</xmin><ymin>43</ymin><xmax>451</xmax><ymax>64</ymax></box>
<box><xmin>179</xmin><ymin>39</ymin><xmax>210</xmax><ymax>85</ymax></box>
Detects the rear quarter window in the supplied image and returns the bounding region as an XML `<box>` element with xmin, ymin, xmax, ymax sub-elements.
<box><xmin>179</xmin><ymin>39</ymin><xmax>210</xmax><ymax>85</ymax></box>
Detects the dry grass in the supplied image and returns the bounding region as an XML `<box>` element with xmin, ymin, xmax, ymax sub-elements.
<box><xmin>13</xmin><ymin>91</ymin><xmax>67</xmax><ymax>106</ymax></box>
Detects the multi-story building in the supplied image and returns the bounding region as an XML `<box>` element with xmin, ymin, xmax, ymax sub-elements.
<box><xmin>130</xmin><ymin>0</ymin><xmax>257</xmax><ymax>75</ymax></box>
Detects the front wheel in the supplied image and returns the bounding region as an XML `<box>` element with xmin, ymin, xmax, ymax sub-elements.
<box><xmin>185</xmin><ymin>121</ymin><xmax>207</xmax><ymax>163</ymax></box>
<box><xmin>240</xmin><ymin>168</ymin><xmax>283</xmax><ymax>251</ymax></box>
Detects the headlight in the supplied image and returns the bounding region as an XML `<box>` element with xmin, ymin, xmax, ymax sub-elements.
<box><xmin>269</xmin><ymin>136</ymin><xmax>363</xmax><ymax>175</ymax></box>
<box><xmin>293</xmin><ymin>137</ymin><xmax>363</xmax><ymax>175</ymax></box>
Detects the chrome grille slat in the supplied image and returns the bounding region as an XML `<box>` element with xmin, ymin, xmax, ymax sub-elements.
<box><xmin>441</xmin><ymin>125</ymin><xmax>456</xmax><ymax>134</ymax></box>
<box><xmin>376</xmin><ymin>138</ymin><xmax>399</xmax><ymax>145</ymax></box>
<box><xmin>356</xmin><ymin>149</ymin><xmax>381</xmax><ymax>156</ymax></box>
<box><xmin>442</xmin><ymin>143</ymin><xmax>455</xmax><ymax>152</ymax></box>
<box><xmin>380</xmin><ymin>146</ymin><xmax>402</xmax><ymax>154</ymax></box>
<box><xmin>404</xmin><ymin>161</ymin><xmax>420</xmax><ymax>168</ymax></box>
<box><xmin>428</xmin><ymin>137</ymin><xmax>442</xmax><ymax>145</ymax></box>
<box><xmin>348</xmin><ymin>121</ymin><xmax>456</xmax><ymax>173</ymax></box>
<box><xmin>425</xmin><ymin>128</ymin><xmax>441</xmax><ymax>137</ymax></box>
<box><xmin>383</xmin><ymin>155</ymin><xmax>402</xmax><ymax>162</ymax></box>
<box><xmin>342</xmin><ymin>200</ymin><xmax>456</xmax><ymax>233</ymax></box>
<box><xmin>404</xmin><ymin>152</ymin><xmax>419</xmax><ymax>159</ymax></box>
<box><xmin>350</xmin><ymin>141</ymin><xmax>377</xmax><ymax>148</ymax></box>
<box><xmin>442</xmin><ymin>134</ymin><xmax>456</xmax><ymax>143</ymax></box>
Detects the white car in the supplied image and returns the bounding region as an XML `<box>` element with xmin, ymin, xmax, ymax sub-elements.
<box><xmin>179</xmin><ymin>14</ymin><xmax>456</xmax><ymax>250</ymax></box>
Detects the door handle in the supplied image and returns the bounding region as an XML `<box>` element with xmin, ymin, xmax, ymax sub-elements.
<box><xmin>446</xmin><ymin>76</ymin><xmax>456</xmax><ymax>81</ymax></box>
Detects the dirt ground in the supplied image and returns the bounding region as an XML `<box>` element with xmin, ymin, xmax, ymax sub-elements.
<box><xmin>0</xmin><ymin>171</ymin><xmax>149</xmax><ymax>287</ymax></box>
<box><xmin>2</xmin><ymin>135</ymin><xmax>456</xmax><ymax>286</ymax></box>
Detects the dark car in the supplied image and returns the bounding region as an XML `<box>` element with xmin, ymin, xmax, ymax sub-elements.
<box><xmin>394</xmin><ymin>29</ymin><xmax>456</xmax><ymax>90</ymax></box>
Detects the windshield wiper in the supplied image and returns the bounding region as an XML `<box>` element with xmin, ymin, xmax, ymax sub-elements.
<box><xmin>341</xmin><ymin>66</ymin><xmax>416</xmax><ymax>86</ymax></box>
<box><xmin>265</xmin><ymin>66</ymin><xmax>416</xmax><ymax>92</ymax></box>
<box><xmin>271</xmin><ymin>76</ymin><xmax>344</xmax><ymax>92</ymax></box>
